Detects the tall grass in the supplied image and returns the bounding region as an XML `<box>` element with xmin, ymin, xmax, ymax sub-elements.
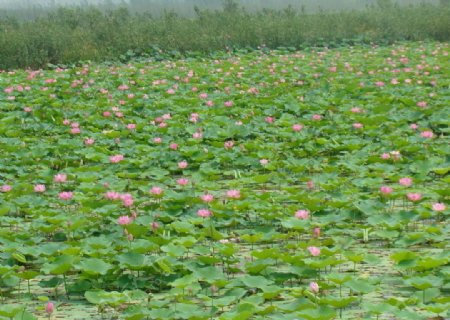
<box><xmin>0</xmin><ymin>1</ymin><xmax>449</xmax><ymax>69</ymax></box>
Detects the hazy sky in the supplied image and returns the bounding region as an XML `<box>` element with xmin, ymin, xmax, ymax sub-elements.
<box><xmin>0</xmin><ymin>0</ymin><xmax>440</xmax><ymax>14</ymax></box>
<box><xmin>0</xmin><ymin>0</ymin><xmax>127</xmax><ymax>6</ymax></box>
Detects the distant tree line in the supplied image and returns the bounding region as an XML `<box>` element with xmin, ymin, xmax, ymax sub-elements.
<box><xmin>0</xmin><ymin>0</ymin><xmax>448</xmax><ymax>69</ymax></box>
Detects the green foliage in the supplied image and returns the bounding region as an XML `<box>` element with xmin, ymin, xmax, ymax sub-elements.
<box><xmin>0</xmin><ymin>3</ymin><xmax>449</xmax><ymax>69</ymax></box>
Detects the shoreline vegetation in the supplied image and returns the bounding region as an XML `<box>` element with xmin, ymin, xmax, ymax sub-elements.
<box><xmin>0</xmin><ymin>0</ymin><xmax>449</xmax><ymax>69</ymax></box>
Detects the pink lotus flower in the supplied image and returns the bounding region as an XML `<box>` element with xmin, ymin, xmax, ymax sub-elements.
<box><xmin>416</xmin><ymin>101</ymin><xmax>427</xmax><ymax>108</ymax></box>
<box><xmin>247</xmin><ymin>87</ymin><xmax>259</xmax><ymax>94</ymax></box>
<box><xmin>109</xmin><ymin>155</ymin><xmax>124</xmax><ymax>163</ymax></box>
<box><xmin>54</xmin><ymin>174</ymin><xmax>67</xmax><ymax>183</ymax></box>
<box><xmin>190</xmin><ymin>113</ymin><xmax>199</xmax><ymax>123</ymax></box>
<box><xmin>353</xmin><ymin>123</ymin><xmax>363</xmax><ymax>129</ymax></box>
<box><xmin>312</xmin><ymin>114</ymin><xmax>322</xmax><ymax>120</ymax></box>
<box><xmin>226</xmin><ymin>189</ymin><xmax>241</xmax><ymax>199</ymax></box>
<box><xmin>70</xmin><ymin>127</ymin><xmax>81</xmax><ymax>134</ymax></box>
<box><xmin>381</xmin><ymin>153</ymin><xmax>390</xmax><ymax>159</ymax></box>
<box><xmin>307</xmin><ymin>180</ymin><xmax>315</xmax><ymax>190</ymax></box>
<box><xmin>292</xmin><ymin>124</ymin><xmax>303</xmax><ymax>132</ymax></box>
<box><xmin>151</xmin><ymin>221</ymin><xmax>160</xmax><ymax>231</ymax></box>
<box><xmin>224</xmin><ymin>101</ymin><xmax>233</xmax><ymax>107</ymax></box>
<box><xmin>34</xmin><ymin>184</ymin><xmax>46</xmax><ymax>193</ymax></box>
<box><xmin>224</xmin><ymin>141</ymin><xmax>234</xmax><ymax>149</ymax></box>
<box><xmin>45</xmin><ymin>302</ymin><xmax>55</xmax><ymax>315</ymax></box>
<box><xmin>351</xmin><ymin>107</ymin><xmax>362</xmax><ymax>113</ymax></box>
<box><xmin>309</xmin><ymin>282</ymin><xmax>319</xmax><ymax>294</ymax></box>
<box><xmin>199</xmin><ymin>93</ymin><xmax>208</xmax><ymax>99</ymax></box>
<box><xmin>432</xmin><ymin>203</ymin><xmax>446</xmax><ymax>212</ymax></box>
<box><xmin>399</xmin><ymin>177</ymin><xmax>412</xmax><ymax>187</ymax></box>
<box><xmin>178</xmin><ymin>160</ymin><xmax>188</xmax><ymax>169</ymax></box>
<box><xmin>177</xmin><ymin>178</ymin><xmax>189</xmax><ymax>186</ymax></box>
<box><xmin>63</xmin><ymin>119</ymin><xmax>71</xmax><ymax>125</ymax></box>
<box><xmin>24</xmin><ymin>107</ymin><xmax>32</xmax><ymax>112</ymax></box>
<box><xmin>71</xmin><ymin>122</ymin><xmax>79</xmax><ymax>128</ymax></box>
<box><xmin>197</xmin><ymin>209</ymin><xmax>212</xmax><ymax>218</ymax></box>
<box><xmin>127</xmin><ymin>124</ymin><xmax>136</xmax><ymax>130</ymax></box>
<box><xmin>205</xmin><ymin>100</ymin><xmax>214</xmax><ymax>107</ymax></box>
<box><xmin>120</xmin><ymin>193</ymin><xmax>134</xmax><ymax>207</ymax></box>
<box><xmin>295</xmin><ymin>210</ymin><xmax>309</xmax><ymax>219</ymax></box>
<box><xmin>4</xmin><ymin>87</ymin><xmax>13</xmax><ymax>94</ymax></box>
<box><xmin>120</xmin><ymin>193</ymin><xmax>133</xmax><ymax>200</ymax></box>
<box><xmin>265</xmin><ymin>117</ymin><xmax>274</xmax><ymax>123</ymax></box>
<box><xmin>410</xmin><ymin>123</ymin><xmax>418</xmax><ymax>130</ymax></box>
<box><xmin>103</xmin><ymin>111</ymin><xmax>111</xmax><ymax>117</ymax></box>
<box><xmin>150</xmin><ymin>186</ymin><xmax>163</xmax><ymax>196</ymax></box>
<box><xmin>407</xmin><ymin>193</ymin><xmax>422</xmax><ymax>202</ymax></box>
<box><xmin>380</xmin><ymin>186</ymin><xmax>393</xmax><ymax>194</ymax></box>
<box><xmin>307</xmin><ymin>246</ymin><xmax>321</xmax><ymax>256</ymax></box>
<box><xmin>153</xmin><ymin>137</ymin><xmax>162</xmax><ymax>144</ymax></box>
<box><xmin>169</xmin><ymin>143</ymin><xmax>178</xmax><ymax>150</ymax></box>
<box><xmin>313</xmin><ymin>227</ymin><xmax>321</xmax><ymax>238</ymax></box>
<box><xmin>105</xmin><ymin>191</ymin><xmax>121</xmax><ymax>200</ymax></box>
<box><xmin>200</xmin><ymin>194</ymin><xmax>214</xmax><ymax>203</ymax></box>
<box><xmin>166</xmin><ymin>88</ymin><xmax>175</xmax><ymax>94</ymax></box>
<box><xmin>118</xmin><ymin>215</ymin><xmax>131</xmax><ymax>225</ymax></box>
<box><xmin>421</xmin><ymin>131</ymin><xmax>434</xmax><ymax>139</ymax></box>
<box><xmin>260</xmin><ymin>159</ymin><xmax>269</xmax><ymax>165</ymax></box>
<box><xmin>84</xmin><ymin>138</ymin><xmax>95</xmax><ymax>145</ymax></box>
<box><xmin>58</xmin><ymin>191</ymin><xmax>73</xmax><ymax>200</ymax></box>
<box><xmin>0</xmin><ymin>185</ymin><xmax>12</xmax><ymax>192</ymax></box>
<box><xmin>192</xmin><ymin>132</ymin><xmax>202</xmax><ymax>139</ymax></box>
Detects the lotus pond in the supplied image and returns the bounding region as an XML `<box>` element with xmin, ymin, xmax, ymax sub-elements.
<box><xmin>0</xmin><ymin>42</ymin><xmax>449</xmax><ymax>320</ymax></box>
